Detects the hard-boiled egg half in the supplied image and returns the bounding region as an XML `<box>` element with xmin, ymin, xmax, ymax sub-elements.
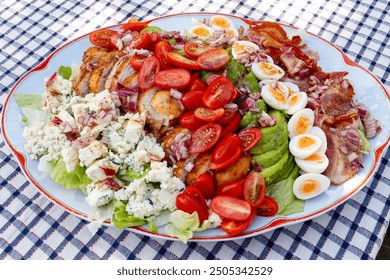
<box><xmin>231</xmin><ymin>40</ymin><xmax>260</xmax><ymax>60</ymax></box>
<box><xmin>293</xmin><ymin>173</ymin><xmax>330</xmax><ymax>200</ymax></box>
<box><xmin>260</xmin><ymin>81</ymin><xmax>289</xmax><ymax>110</ymax></box>
<box><xmin>286</xmin><ymin>91</ymin><xmax>308</xmax><ymax>115</ymax></box>
<box><xmin>283</xmin><ymin>81</ymin><xmax>300</xmax><ymax>95</ymax></box>
<box><xmin>210</xmin><ymin>15</ymin><xmax>236</xmax><ymax>31</ymax></box>
<box><xmin>289</xmin><ymin>133</ymin><xmax>322</xmax><ymax>159</ymax></box>
<box><xmin>188</xmin><ymin>25</ymin><xmax>214</xmax><ymax>40</ymax></box>
<box><xmin>287</xmin><ymin>108</ymin><xmax>314</xmax><ymax>138</ymax></box>
<box><xmin>252</xmin><ymin>61</ymin><xmax>285</xmax><ymax>80</ymax></box>
<box><xmin>295</xmin><ymin>152</ymin><xmax>329</xmax><ymax>174</ymax></box>
<box><xmin>309</xmin><ymin>126</ymin><xmax>327</xmax><ymax>153</ymax></box>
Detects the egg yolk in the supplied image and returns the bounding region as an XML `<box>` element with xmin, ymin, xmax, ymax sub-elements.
<box><xmin>299</xmin><ymin>179</ymin><xmax>321</xmax><ymax>196</ymax></box>
<box><xmin>298</xmin><ymin>136</ymin><xmax>316</xmax><ymax>149</ymax></box>
<box><xmin>192</xmin><ymin>27</ymin><xmax>211</xmax><ymax>37</ymax></box>
<box><xmin>305</xmin><ymin>153</ymin><xmax>324</xmax><ymax>163</ymax></box>
<box><xmin>289</xmin><ymin>94</ymin><xmax>300</xmax><ymax>106</ymax></box>
<box><xmin>212</xmin><ymin>17</ymin><xmax>230</xmax><ymax>29</ymax></box>
<box><xmin>294</xmin><ymin>116</ymin><xmax>312</xmax><ymax>135</ymax></box>
<box><xmin>261</xmin><ymin>62</ymin><xmax>282</xmax><ymax>75</ymax></box>
<box><xmin>269</xmin><ymin>87</ymin><xmax>287</xmax><ymax>104</ymax></box>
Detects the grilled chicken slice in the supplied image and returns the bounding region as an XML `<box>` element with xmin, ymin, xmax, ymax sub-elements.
<box><xmin>138</xmin><ymin>87</ymin><xmax>183</xmax><ymax>135</ymax></box>
<box><xmin>214</xmin><ymin>153</ymin><xmax>251</xmax><ymax>186</ymax></box>
<box><xmin>105</xmin><ymin>56</ymin><xmax>136</xmax><ymax>91</ymax></box>
<box><xmin>89</xmin><ymin>50</ymin><xmax>124</xmax><ymax>93</ymax></box>
<box><xmin>73</xmin><ymin>47</ymin><xmax>109</xmax><ymax>96</ymax></box>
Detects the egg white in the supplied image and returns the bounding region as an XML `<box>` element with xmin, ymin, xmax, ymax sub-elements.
<box><xmin>287</xmin><ymin>108</ymin><xmax>314</xmax><ymax>139</ymax></box>
<box><xmin>289</xmin><ymin>133</ymin><xmax>322</xmax><ymax>159</ymax></box>
<box><xmin>188</xmin><ymin>25</ymin><xmax>214</xmax><ymax>39</ymax></box>
<box><xmin>286</xmin><ymin>91</ymin><xmax>308</xmax><ymax>115</ymax></box>
<box><xmin>310</xmin><ymin>126</ymin><xmax>328</xmax><ymax>153</ymax></box>
<box><xmin>252</xmin><ymin>62</ymin><xmax>285</xmax><ymax>80</ymax></box>
<box><xmin>295</xmin><ymin>152</ymin><xmax>329</xmax><ymax>174</ymax></box>
<box><xmin>293</xmin><ymin>173</ymin><xmax>330</xmax><ymax>200</ymax></box>
<box><xmin>210</xmin><ymin>15</ymin><xmax>235</xmax><ymax>31</ymax></box>
<box><xmin>231</xmin><ymin>40</ymin><xmax>260</xmax><ymax>60</ymax></box>
<box><xmin>260</xmin><ymin>83</ymin><xmax>289</xmax><ymax>110</ymax></box>
<box><xmin>283</xmin><ymin>81</ymin><xmax>300</xmax><ymax>95</ymax></box>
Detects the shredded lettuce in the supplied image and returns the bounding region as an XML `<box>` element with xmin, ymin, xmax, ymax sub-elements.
<box><xmin>117</xmin><ymin>164</ymin><xmax>151</xmax><ymax>182</ymax></box>
<box><xmin>49</xmin><ymin>159</ymin><xmax>92</xmax><ymax>194</ymax></box>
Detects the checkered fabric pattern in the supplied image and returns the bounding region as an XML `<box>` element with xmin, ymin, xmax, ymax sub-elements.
<box><xmin>0</xmin><ymin>0</ymin><xmax>389</xmax><ymax>260</ymax></box>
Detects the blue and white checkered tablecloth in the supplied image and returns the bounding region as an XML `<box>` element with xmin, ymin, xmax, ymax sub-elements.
<box><xmin>0</xmin><ymin>0</ymin><xmax>389</xmax><ymax>260</ymax></box>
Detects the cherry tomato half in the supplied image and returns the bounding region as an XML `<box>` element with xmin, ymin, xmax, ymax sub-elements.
<box><xmin>154</xmin><ymin>68</ymin><xmax>191</xmax><ymax>89</ymax></box>
<box><xmin>184</xmin><ymin>42</ymin><xmax>214</xmax><ymax>58</ymax></box>
<box><xmin>130</xmin><ymin>55</ymin><xmax>146</xmax><ymax>70</ymax></box>
<box><xmin>243</xmin><ymin>172</ymin><xmax>266</xmax><ymax>207</ymax></box>
<box><xmin>188</xmin><ymin>78</ymin><xmax>207</xmax><ymax>92</ymax></box>
<box><xmin>179</xmin><ymin>111</ymin><xmax>207</xmax><ymax>131</ymax></box>
<box><xmin>215</xmin><ymin>177</ymin><xmax>246</xmax><ymax>198</ymax></box>
<box><xmin>189</xmin><ymin>123</ymin><xmax>222</xmax><ymax>154</ymax></box>
<box><xmin>138</xmin><ymin>56</ymin><xmax>160</xmax><ymax>90</ymax></box>
<box><xmin>216</xmin><ymin>109</ymin><xmax>238</xmax><ymax>125</ymax></box>
<box><xmin>194</xmin><ymin>172</ymin><xmax>215</xmax><ymax>199</ymax></box>
<box><xmin>220</xmin><ymin>112</ymin><xmax>241</xmax><ymax>138</ymax></box>
<box><xmin>155</xmin><ymin>40</ymin><xmax>173</xmax><ymax>69</ymax></box>
<box><xmin>181</xmin><ymin>90</ymin><xmax>204</xmax><ymax>111</ymax></box>
<box><xmin>256</xmin><ymin>196</ymin><xmax>278</xmax><ymax>217</ymax></box>
<box><xmin>184</xmin><ymin>186</ymin><xmax>208</xmax><ymax>209</ymax></box>
<box><xmin>238</xmin><ymin>127</ymin><xmax>262</xmax><ymax>152</ymax></box>
<box><xmin>203</xmin><ymin>76</ymin><xmax>235</xmax><ymax>109</ymax></box>
<box><xmin>176</xmin><ymin>194</ymin><xmax>208</xmax><ymax>224</ymax></box>
<box><xmin>194</xmin><ymin>107</ymin><xmax>225</xmax><ymax>122</ymax></box>
<box><xmin>209</xmin><ymin>134</ymin><xmax>242</xmax><ymax>170</ymax></box>
<box><xmin>210</xmin><ymin>196</ymin><xmax>252</xmax><ymax>221</ymax></box>
<box><xmin>197</xmin><ymin>48</ymin><xmax>230</xmax><ymax>70</ymax></box>
<box><xmin>120</xmin><ymin>21</ymin><xmax>148</xmax><ymax>32</ymax></box>
<box><xmin>131</xmin><ymin>32</ymin><xmax>152</xmax><ymax>49</ymax></box>
<box><xmin>89</xmin><ymin>29</ymin><xmax>117</xmax><ymax>48</ymax></box>
<box><xmin>221</xmin><ymin>208</ymin><xmax>256</xmax><ymax>236</ymax></box>
<box><xmin>167</xmin><ymin>52</ymin><xmax>201</xmax><ymax>70</ymax></box>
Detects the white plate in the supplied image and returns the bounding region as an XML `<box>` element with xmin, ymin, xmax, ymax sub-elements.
<box><xmin>2</xmin><ymin>13</ymin><xmax>390</xmax><ymax>241</ymax></box>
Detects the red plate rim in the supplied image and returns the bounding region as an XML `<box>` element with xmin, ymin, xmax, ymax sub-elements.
<box><xmin>1</xmin><ymin>12</ymin><xmax>389</xmax><ymax>242</ymax></box>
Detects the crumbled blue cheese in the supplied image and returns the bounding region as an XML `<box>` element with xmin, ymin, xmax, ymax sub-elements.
<box><xmin>61</xmin><ymin>147</ymin><xmax>79</xmax><ymax>172</ymax></box>
<box><xmin>86</xmin><ymin>181</ymin><xmax>114</xmax><ymax>208</ymax></box>
<box><xmin>79</xmin><ymin>140</ymin><xmax>108</xmax><ymax>167</ymax></box>
<box><xmin>86</xmin><ymin>158</ymin><xmax>119</xmax><ymax>181</ymax></box>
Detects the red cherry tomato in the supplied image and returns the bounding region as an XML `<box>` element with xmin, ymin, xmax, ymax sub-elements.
<box><xmin>220</xmin><ymin>112</ymin><xmax>241</xmax><ymax>138</ymax></box>
<box><xmin>89</xmin><ymin>29</ymin><xmax>117</xmax><ymax>48</ymax></box>
<box><xmin>184</xmin><ymin>186</ymin><xmax>208</xmax><ymax>209</ymax></box>
<box><xmin>209</xmin><ymin>134</ymin><xmax>242</xmax><ymax>170</ymax></box>
<box><xmin>184</xmin><ymin>42</ymin><xmax>214</xmax><ymax>58</ymax></box>
<box><xmin>220</xmin><ymin>208</ymin><xmax>256</xmax><ymax>236</ymax></box>
<box><xmin>189</xmin><ymin>123</ymin><xmax>222</xmax><ymax>154</ymax></box>
<box><xmin>194</xmin><ymin>107</ymin><xmax>225</xmax><ymax>122</ymax></box>
<box><xmin>167</xmin><ymin>52</ymin><xmax>201</xmax><ymax>70</ymax></box>
<box><xmin>188</xmin><ymin>78</ymin><xmax>207</xmax><ymax>91</ymax></box>
<box><xmin>243</xmin><ymin>172</ymin><xmax>266</xmax><ymax>207</ymax></box>
<box><xmin>210</xmin><ymin>196</ymin><xmax>252</xmax><ymax>221</ymax></box>
<box><xmin>176</xmin><ymin>189</ymin><xmax>208</xmax><ymax>224</ymax></box>
<box><xmin>197</xmin><ymin>48</ymin><xmax>230</xmax><ymax>70</ymax></box>
<box><xmin>256</xmin><ymin>196</ymin><xmax>279</xmax><ymax>217</ymax></box>
<box><xmin>155</xmin><ymin>40</ymin><xmax>173</xmax><ymax>69</ymax></box>
<box><xmin>130</xmin><ymin>55</ymin><xmax>146</xmax><ymax>70</ymax></box>
<box><xmin>131</xmin><ymin>32</ymin><xmax>152</xmax><ymax>49</ymax></box>
<box><xmin>179</xmin><ymin>111</ymin><xmax>207</xmax><ymax>131</ymax></box>
<box><xmin>181</xmin><ymin>90</ymin><xmax>204</xmax><ymax>111</ymax></box>
<box><xmin>138</xmin><ymin>56</ymin><xmax>160</xmax><ymax>90</ymax></box>
<box><xmin>202</xmin><ymin>76</ymin><xmax>235</xmax><ymax>109</ymax></box>
<box><xmin>120</xmin><ymin>21</ymin><xmax>148</xmax><ymax>32</ymax></box>
<box><xmin>154</xmin><ymin>68</ymin><xmax>191</xmax><ymax>89</ymax></box>
<box><xmin>147</xmin><ymin>31</ymin><xmax>161</xmax><ymax>51</ymax></box>
<box><xmin>216</xmin><ymin>109</ymin><xmax>238</xmax><ymax>125</ymax></box>
<box><xmin>238</xmin><ymin>127</ymin><xmax>262</xmax><ymax>152</ymax></box>
<box><xmin>215</xmin><ymin>178</ymin><xmax>246</xmax><ymax>198</ymax></box>
<box><xmin>110</xmin><ymin>32</ymin><xmax>120</xmax><ymax>49</ymax></box>
<box><xmin>194</xmin><ymin>172</ymin><xmax>215</xmax><ymax>199</ymax></box>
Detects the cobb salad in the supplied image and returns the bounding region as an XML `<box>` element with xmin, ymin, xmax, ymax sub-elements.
<box><xmin>14</xmin><ymin>15</ymin><xmax>380</xmax><ymax>243</ymax></box>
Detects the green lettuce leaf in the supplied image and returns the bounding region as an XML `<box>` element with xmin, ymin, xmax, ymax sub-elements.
<box><xmin>111</xmin><ymin>201</ymin><xmax>146</xmax><ymax>229</ymax></box>
<box><xmin>14</xmin><ymin>93</ymin><xmax>49</xmax><ymax>126</ymax></box>
<box><xmin>357</xmin><ymin>129</ymin><xmax>371</xmax><ymax>154</ymax></box>
<box><xmin>14</xmin><ymin>93</ymin><xmax>43</xmax><ymax>110</ymax></box>
<box><xmin>49</xmin><ymin>159</ymin><xmax>92</xmax><ymax>194</ymax></box>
